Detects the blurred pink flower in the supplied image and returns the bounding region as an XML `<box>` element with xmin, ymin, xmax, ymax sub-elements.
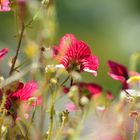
<box><xmin>85</xmin><ymin>83</ymin><xmax>102</xmax><ymax>97</ymax></box>
<box><xmin>53</xmin><ymin>34</ymin><xmax>99</xmax><ymax>76</ymax></box>
<box><xmin>66</xmin><ymin>103</ymin><xmax>76</xmax><ymax>112</ymax></box>
<box><xmin>0</xmin><ymin>0</ymin><xmax>10</xmax><ymax>12</ymax></box>
<box><xmin>0</xmin><ymin>48</ymin><xmax>8</xmax><ymax>60</ymax></box>
<box><xmin>107</xmin><ymin>60</ymin><xmax>129</xmax><ymax>89</ymax></box>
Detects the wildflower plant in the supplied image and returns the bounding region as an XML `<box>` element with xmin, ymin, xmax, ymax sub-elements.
<box><xmin>0</xmin><ymin>0</ymin><xmax>140</xmax><ymax>140</ymax></box>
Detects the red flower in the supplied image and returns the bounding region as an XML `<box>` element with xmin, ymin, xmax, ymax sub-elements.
<box><xmin>83</xmin><ymin>83</ymin><xmax>102</xmax><ymax>97</ymax></box>
<box><xmin>0</xmin><ymin>0</ymin><xmax>10</xmax><ymax>12</ymax></box>
<box><xmin>107</xmin><ymin>60</ymin><xmax>129</xmax><ymax>89</ymax></box>
<box><xmin>64</xmin><ymin>82</ymin><xmax>102</xmax><ymax>99</ymax></box>
<box><xmin>0</xmin><ymin>48</ymin><xmax>8</xmax><ymax>60</ymax></box>
<box><xmin>12</xmin><ymin>81</ymin><xmax>39</xmax><ymax>102</ymax></box>
<box><xmin>53</xmin><ymin>34</ymin><xmax>99</xmax><ymax>76</ymax></box>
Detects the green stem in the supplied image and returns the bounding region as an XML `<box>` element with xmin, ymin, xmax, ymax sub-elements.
<box><xmin>47</xmin><ymin>95</ymin><xmax>55</xmax><ymax>140</ymax></box>
<box><xmin>54</xmin><ymin>117</ymin><xmax>65</xmax><ymax>140</ymax></box>
<box><xmin>47</xmin><ymin>106</ymin><xmax>54</xmax><ymax>140</ymax></box>
<box><xmin>132</xmin><ymin>118</ymin><xmax>138</xmax><ymax>140</ymax></box>
<box><xmin>0</xmin><ymin>109</ymin><xmax>6</xmax><ymax>139</ymax></box>
<box><xmin>60</xmin><ymin>75</ymin><xmax>70</xmax><ymax>86</ymax></box>
<box><xmin>70</xmin><ymin>106</ymin><xmax>88</xmax><ymax>140</ymax></box>
<box><xmin>0</xmin><ymin>90</ymin><xmax>6</xmax><ymax>113</ymax></box>
<box><xmin>14</xmin><ymin>59</ymin><xmax>29</xmax><ymax>71</ymax></box>
<box><xmin>8</xmin><ymin>23</ymin><xmax>25</xmax><ymax>76</ymax></box>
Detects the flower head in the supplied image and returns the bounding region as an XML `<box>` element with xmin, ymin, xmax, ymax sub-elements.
<box><xmin>12</xmin><ymin>81</ymin><xmax>38</xmax><ymax>101</ymax></box>
<box><xmin>107</xmin><ymin>60</ymin><xmax>129</xmax><ymax>89</ymax></box>
<box><xmin>53</xmin><ymin>34</ymin><xmax>99</xmax><ymax>76</ymax></box>
<box><xmin>0</xmin><ymin>0</ymin><xmax>10</xmax><ymax>12</ymax></box>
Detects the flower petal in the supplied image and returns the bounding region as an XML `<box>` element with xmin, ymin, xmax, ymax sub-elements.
<box><xmin>86</xmin><ymin>83</ymin><xmax>102</xmax><ymax>96</ymax></box>
<box><xmin>66</xmin><ymin>41</ymin><xmax>91</xmax><ymax>59</ymax></box>
<box><xmin>81</xmin><ymin>55</ymin><xmax>99</xmax><ymax>76</ymax></box>
<box><xmin>107</xmin><ymin>60</ymin><xmax>129</xmax><ymax>89</ymax></box>
<box><xmin>59</xmin><ymin>34</ymin><xmax>77</xmax><ymax>50</ymax></box>
<box><xmin>12</xmin><ymin>81</ymin><xmax>38</xmax><ymax>101</ymax></box>
<box><xmin>108</xmin><ymin>60</ymin><xmax>129</xmax><ymax>81</ymax></box>
<box><xmin>0</xmin><ymin>48</ymin><xmax>8</xmax><ymax>60</ymax></box>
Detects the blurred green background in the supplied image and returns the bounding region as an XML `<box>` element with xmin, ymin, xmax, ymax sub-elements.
<box><xmin>0</xmin><ymin>0</ymin><xmax>140</xmax><ymax>95</ymax></box>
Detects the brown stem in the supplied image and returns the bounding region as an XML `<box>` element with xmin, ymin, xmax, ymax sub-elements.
<box><xmin>8</xmin><ymin>24</ymin><xmax>25</xmax><ymax>76</ymax></box>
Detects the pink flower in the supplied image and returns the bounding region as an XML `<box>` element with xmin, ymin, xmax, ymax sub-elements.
<box><xmin>85</xmin><ymin>83</ymin><xmax>102</xmax><ymax>97</ymax></box>
<box><xmin>66</xmin><ymin>103</ymin><xmax>76</xmax><ymax>112</ymax></box>
<box><xmin>107</xmin><ymin>60</ymin><xmax>129</xmax><ymax>89</ymax></box>
<box><xmin>0</xmin><ymin>0</ymin><xmax>10</xmax><ymax>12</ymax></box>
<box><xmin>12</xmin><ymin>81</ymin><xmax>41</xmax><ymax>105</ymax></box>
<box><xmin>0</xmin><ymin>48</ymin><xmax>8</xmax><ymax>60</ymax></box>
<box><xmin>53</xmin><ymin>34</ymin><xmax>99</xmax><ymax>76</ymax></box>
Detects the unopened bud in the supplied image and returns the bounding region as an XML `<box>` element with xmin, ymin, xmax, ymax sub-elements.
<box><xmin>68</xmin><ymin>86</ymin><xmax>78</xmax><ymax>98</ymax></box>
<box><xmin>80</xmin><ymin>96</ymin><xmax>89</xmax><ymax>106</ymax></box>
<box><xmin>50</xmin><ymin>78</ymin><xmax>57</xmax><ymax>84</ymax></box>
<box><xmin>45</xmin><ymin>65</ymin><xmax>56</xmax><ymax>73</ymax></box>
<box><xmin>0</xmin><ymin>76</ymin><xmax>4</xmax><ymax>83</ymax></box>
<box><xmin>27</xmin><ymin>97</ymin><xmax>37</xmax><ymax>105</ymax></box>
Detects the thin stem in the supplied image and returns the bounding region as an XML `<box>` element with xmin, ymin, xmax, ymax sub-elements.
<box><xmin>47</xmin><ymin>98</ymin><xmax>54</xmax><ymax>140</ymax></box>
<box><xmin>132</xmin><ymin>118</ymin><xmax>138</xmax><ymax>140</ymax></box>
<box><xmin>70</xmin><ymin>77</ymin><xmax>73</xmax><ymax>86</ymax></box>
<box><xmin>0</xmin><ymin>90</ymin><xmax>6</xmax><ymax>113</ymax></box>
<box><xmin>70</xmin><ymin>105</ymin><xmax>88</xmax><ymax>140</ymax></box>
<box><xmin>26</xmin><ymin>104</ymin><xmax>37</xmax><ymax>138</ymax></box>
<box><xmin>54</xmin><ymin>117</ymin><xmax>65</xmax><ymax>140</ymax></box>
<box><xmin>0</xmin><ymin>109</ymin><xmax>6</xmax><ymax>139</ymax></box>
<box><xmin>9</xmin><ymin>24</ymin><xmax>25</xmax><ymax>76</ymax></box>
<box><xmin>123</xmin><ymin>89</ymin><xmax>133</xmax><ymax>98</ymax></box>
<box><xmin>14</xmin><ymin>59</ymin><xmax>29</xmax><ymax>71</ymax></box>
<box><xmin>60</xmin><ymin>75</ymin><xmax>70</xmax><ymax>86</ymax></box>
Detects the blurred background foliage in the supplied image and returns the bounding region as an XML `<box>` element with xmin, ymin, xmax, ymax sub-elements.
<box><xmin>0</xmin><ymin>0</ymin><xmax>140</xmax><ymax>95</ymax></box>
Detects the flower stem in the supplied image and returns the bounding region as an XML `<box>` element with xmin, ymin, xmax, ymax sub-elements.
<box><xmin>70</xmin><ymin>77</ymin><xmax>73</xmax><ymax>86</ymax></box>
<box><xmin>47</xmin><ymin>94</ymin><xmax>55</xmax><ymax>140</ymax></box>
<box><xmin>0</xmin><ymin>90</ymin><xmax>6</xmax><ymax>113</ymax></box>
<box><xmin>60</xmin><ymin>75</ymin><xmax>70</xmax><ymax>86</ymax></box>
<box><xmin>70</xmin><ymin>105</ymin><xmax>88</xmax><ymax>140</ymax></box>
<box><xmin>132</xmin><ymin>118</ymin><xmax>138</xmax><ymax>140</ymax></box>
<box><xmin>8</xmin><ymin>23</ymin><xmax>25</xmax><ymax>76</ymax></box>
<box><xmin>54</xmin><ymin>117</ymin><xmax>65</xmax><ymax>140</ymax></box>
<box><xmin>47</xmin><ymin>106</ymin><xmax>54</xmax><ymax>140</ymax></box>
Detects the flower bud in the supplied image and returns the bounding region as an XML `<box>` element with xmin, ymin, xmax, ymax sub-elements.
<box><xmin>45</xmin><ymin>65</ymin><xmax>56</xmax><ymax>74</ymax></box>
<box><xmin>50</xmin><ymin>78</ymin><xmax>57</xmax><ymax>84</ymax></box>
<box><xmin>27</xmin><ymin>97</ymin><xmax>37</xmax><ymax>105</ymax></box>
<box><xmin>0</xmin><ymin>76</ymin><xmax>4</xmax><ymax>83</ymax></box>
<box><xmin>80</xmin><ymin>96</ymin><xmax>89</xmax><ymax>106</ymax></box>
